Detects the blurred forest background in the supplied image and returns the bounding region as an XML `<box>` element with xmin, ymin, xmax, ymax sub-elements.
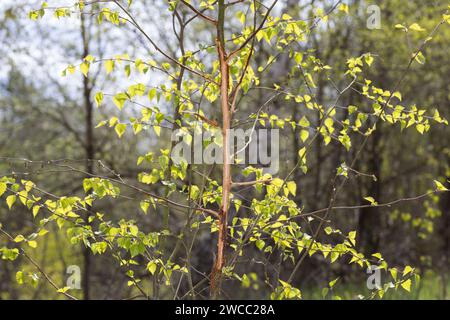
<box><xmin>0</xmin><ymin>0</ymin><xmax>449</xmax><ymax>299</ymax></box>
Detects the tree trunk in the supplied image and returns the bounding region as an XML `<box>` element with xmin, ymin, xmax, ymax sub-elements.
<box><xmin>81</xmin><ymin>12</ymin><xmax>94</xmax><ymax>300</ymax></box>
<box><xmin>210</xmin><ymin>0</ymin><xmax>231</xmax><ymax>298</ymax></box>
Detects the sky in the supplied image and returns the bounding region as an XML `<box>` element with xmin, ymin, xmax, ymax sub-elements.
<box><xmin>0</xmin><ymin>0</ymin><xmax>175</xmax><ymax>102</ymax></box>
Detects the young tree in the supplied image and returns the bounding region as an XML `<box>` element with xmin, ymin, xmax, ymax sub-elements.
<box><xmin>1</xmin><ymin>0</ymin><xmax>449</xmax><ymax>299</ymax></box>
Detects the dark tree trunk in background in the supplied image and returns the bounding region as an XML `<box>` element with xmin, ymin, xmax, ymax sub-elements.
<box><xmin>438</xmin><ymin>176</ymin><xmax>450</xmax><ymax>298</ymax></box>
<box><xmin>357</xmin><ymin>130</ymin><xmax>382</xmax><ymax>254</ymax></box>
<box><xmin>81</xmin><ymin>12</ymin><xmax>94</xmax><ymax>300</ymax></box>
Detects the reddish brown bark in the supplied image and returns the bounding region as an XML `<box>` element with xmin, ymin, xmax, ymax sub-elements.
<box><xmin>210</xmin><ymin>0</ymin><xmax>231</xmax><ymax>297</ymax></box>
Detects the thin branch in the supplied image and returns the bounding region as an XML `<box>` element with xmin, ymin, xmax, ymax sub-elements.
<box><xmin>180</xmin><ymin>0</ymin><xmax>217</xmax><ymax>24</ymax></box>
<box><xmin>0</xmin><ymin>228</ymin><xmax>78</xmax><ymax>300</ymax></box>
<box><xmin>227</xmin><ymin>0</ymin><xmax>278</xmax><ymax>60</ymax></box>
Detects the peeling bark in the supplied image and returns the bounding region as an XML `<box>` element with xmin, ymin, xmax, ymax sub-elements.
<box><xmin>210</xmin><ymin>0</ymin><xmax>231</xmax><ymax>298</ymax></box>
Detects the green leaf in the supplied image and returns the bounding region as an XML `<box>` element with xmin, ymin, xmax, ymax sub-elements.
<box><xmin>324</xmin><ymin>117</ymin><xmax>334</xmax><ymax>130</ymax></box>
<box><xmin>390</xmin><ymin>268</ymin><xmax>398</xmax><ymax>281</ymax></box>
<box><xmin>338</xmin><ymin>3</ymin><xmax>348</xmax><ymax>13</ymax></box>
<box><xmin>416</xmin><ymin>123</ymin><xmax>425</xmax><ymax>134</ymax></box>
<box><xmin>105</xmin><ymin>59</ymin><xmax>115</xmax><ymax>74</ymax></box>
<box><xmin>91</xmin><ymin>241</ymin><xmax>107</xmax><ymax>254</ymax></box>
<box><xmin>298</xmin><ymin>116</ymin><xmax>310</xmax><ymax>127</ymax></box>
<box><xmin>434</xmin><ymin>180</ymin><xmax>448</xmax><ymax>191</ymax></box>
<box><xmin>95</xmin><ymin>120</ymin><xmax>107</xmax><ymax>128</ymax></box>
<box><xmin>300</xmin><ymin>129</ymin><xmax>309</xmax><ymax>142</ymax></box>
<box><xmin>14</xmin><ymin>235</ymin><xmax>25</xmax><ymax>243</ymax></box>
<box><xmin>16</xmin><ymin>271</ymin><xmax>24</xmax><ymax>284</ymax></box>
<box><xmin>329</xmin><ymin>277</ymin><xmax>339</xmax><ymax>288</ymax></box>
<box><xmin>330</xmin><ymin>251</ymin><xmax>339</xmax><ymax>263</ymax></box>
<box><xmin>113</xmin><ymin>93</ymin><xmax>128</xmax><ymax>110</ymax></box>
<box><xmin>294</xmin><ymin>52</ymin><xmax>303</xmax><ymax>64</ymax></box>
<box><xmin>129</xmin><ymin>225</ymin><xmax>138</xmax><ymax>236</ymax></box>
<box><xmin>115</xmin><ymin>123</ymin><xmax>127</xmax><ymax>138</ymax></box>
<box><xmin>401</xmin><ymin>279</ymin><xmax>411</xmax><ymax>292</ymax></box>
<box><xmin>148</xmin><ymin>88</ymin><xmax>157</xmax><ymax>101</ymax></box>
<box><xmin>348</xmin><ymin>231</ymin><xmax>356</xmax><ymax>246</ymax></box>
<box><xmin>236</xmin><ymin>11</ymin><xmax>246</xmax><ymax>24</ymax></box>
<box><xmin>287</xmin><ymin>181</ymin><xmax>297</xmax><ymax>196</ymax></box>
<box><xmin>372</xmin><ymin>252</ymin><xmax>382</xmax><ymax>260</ymax></box>
<box><xmin>364</xmin><ymin>54</ymin><xmax>374</xmax><ymax>66</ymax></box>
<box><xmin>298</xmin><ymin>147</ymin><xmax>306</xmax><ymax>158</ymax></box>
<box><xmin>109</xmin><ymin>117</ymin><xmax>119</xmax><ymax>127</ymax></box>
<box><xmin>147</xmin><ymin>261</ymin><xmax>157</xmax><ymax>275</ymax></box>
<box><xmin>414</xmin><ymin>51</ymin><xmax>425</xmax><ymax>65</ymax></box>
<box><xmin>27</xmin><ymin>240</ymin><xmax>37</xmax><ymax>248</ymax></box>
<box><xmin>130</xmin><ymin>242</ymin><xmax>144</xmax><ymax>257</ymax></box>
<box><xmin>38</xmin><ymin>229</ymin><xmax>49</xmax><ymax>236</ymax></box>
<box><xmin>392</xmin><ymin>91</ymin><xmax>402</xmax><ymax>101</ymax></box>
<box><xmin>131</xmin><ymin>122</ymin><xmax>142</xmax><ymax>134</ymax></box>
<box><xmin>409</xmin><ymin>23</ymin><xmax>425</xmax><ymax>32</ymax></box>
<box><xmin>95</xmin><ymin>92</ymin><xmax>104</xmax><ymax>107</ymax></box>
<box><xmin>80</xmin><ymin>62</ymin><xmax>90</xmax><ymax>77</ymax></box>
<box><xmin>153</xmin><ymin>125</ymin><xmax>161</xmax><ymax>136</ymax></box>
<box><xmin>31</xmin><ymin>205</ymin><xmax>41</xmax><ymax>217</ymax></box>
<box><xmin>255</xmin><ymin>239</ymin><xmax>265</xmax><ymax>250</ymax></box>
<box><xmin>364</xmin><ymin>196</ymin><xmax>378</xmax><ymax>205</ymax></box>
<box><xmin>66</xmin><ymin>65</ymin><xmax>76</xmax><ymax>75</ymax></box>
<box><xmin>140</xmin><ymin>201</ymin><xmax>149</xmax><ymax>214</ymax></box>
<box><xmin>6</xmin><ymin>195</ymin><xmax>16</xmax><ymax>209</ymax></box>
<box><xmin>1</xmin><ymin>248</ymin><xmax>19</xmax><ymax>260</ymax></box>
<box><xmin>403</xmin><ymin>265</ymin><xmax>413</xmax><ymax>276</ymax></box>
<box><xmin>0</xmin><ymin>182</ymin><xmax>6</xmax><ymax>197</ymax></box>
<box><xmin>155</xmin><ymin>112</ymin><xmax>164</xmax><ymax>123</ymax></box>
<box><xmin>57</xmin><ymin>287</ymin><xmax>71</xmax><ymax>293</ymax></box>
<box><xmin>281</xmin><ymin>13</ymin><xmax>292</xmax><ymax>20</ymax></box>
<box><xmin>189</xmin><ymin>185</ymin><xmax>200</xmax><ymax>200</ymax></box>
